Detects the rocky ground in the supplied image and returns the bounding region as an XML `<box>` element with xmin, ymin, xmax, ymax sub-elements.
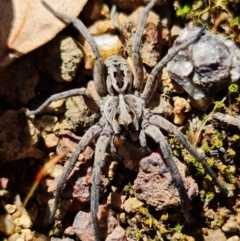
<box><xmin>0</xmin><ymin>0</ymin><xmax>240</xmax><ymax>240</ymax></box>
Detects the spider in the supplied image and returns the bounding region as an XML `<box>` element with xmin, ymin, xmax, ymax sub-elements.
<box><xmin>27</xmin><ymin>0</ymin><xmax>229</xmax><ymax>240</ymax></box>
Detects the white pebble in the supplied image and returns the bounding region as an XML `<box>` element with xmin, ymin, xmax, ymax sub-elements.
<box><xmin>14</xmin><ymin>214</ymin><xmax>32</xmax><ymax>229</ymax></box>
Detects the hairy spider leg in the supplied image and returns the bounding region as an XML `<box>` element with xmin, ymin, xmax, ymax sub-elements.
<box><xmin>48</xmin><ymin>121</ymin><xmax>104</xmax><ymax>224</ymax></box>
<box><xmin>27</xmin><ymin>88</ymin><xmax>93</xmax><ymax>116</ymax></box>
<box><xmin>91</xmin><ymin>125</ymin><xmax>112</xmax><ymax>240</ymax></box>
<box><xmin>143</xmin><ymin>122</ymin><xmax>192</xmax><ymax>221</ymax></box>
<box><xmin>42</xmin><ymin>1</ymin><xmax>107</xmax><ymax>97</ymax></box>
<box><xmin>141</xmin><ymin>24</ymin><xmax>206</xmax><ymax>104</ymax></box>
<box><xmin>131</xmin><ymin>0</ymin><xmax>160</xmax><ymax>91</ymax></box>
<box><xmin>148</xmin><ymin>114</ymin><xmax>229</xmax><ymax>195</ymax></box>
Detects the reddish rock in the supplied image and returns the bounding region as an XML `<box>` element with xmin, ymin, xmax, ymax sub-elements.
<box><xmin>73</xmin><ymin>205</ymin><xmax>124</xmax><ymax>241</ymax></box>
<box><xmin>64</xmin><ymin>226</ymin><xmax>75</xmax><ymax>236</ymax></box>
<box><xmin>133</xmin><ymin>152</ymin><xmax>198</xmax><ymax>210</ymax></box>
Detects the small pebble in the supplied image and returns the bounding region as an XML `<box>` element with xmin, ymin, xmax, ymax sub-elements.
<box><xmin>4</xmin><ymin>204</ymin><xmax>17</xmax><ymax>214</ymax></box>
<box><xmin>0</xmin><ymin>189</ymin><xmax>9</xmax><ymax>196</ymax></box>
<box><xmin>14</xmin><ymin>214</ymin><xmax>32</xmax><ymax>229</ymax></box>
<box><xmin>48</xmin><ymin>164</ymin><xmax>64</xmax><ymax>179</ymax></box>
<box><xmin>108</xmin><ymin>192</ymin><xmax>125</xmax><ymax>211</ymax></box>
<box><xmin>205</xmin><ymin>209</ymin><xmax>215</xmax><ymax>219</ymax></box>
<box><xmin>12</xmin><ymin>211</ymin><xmax>21</xmax><ymax>219</ymax></box>
<box><xmin>123</xmin><ymin>197</ymin><xmax>144</xmax><ymax>213</ymax></box>
<box><xmin>173</xmin><ymin>112</ymin><xmax>186</xmax><ymax>125</ymax></box>
<box><xmin>236</xmin><ymin>213</ymin><xmax>240</xmax><ymax>226</ymax></box>
<box><xmin>0</xmin><ymin>214</ymin><xmax>16</xmax><ymax>235</ymax></box>
<box><xmin>105</xmin><ymin>226</ymin><xmax>126</xmax><ymax>241</ymax></box>
<box><xmin>222</xmin><ymin>218</ymin><xmax>238</xmax><ymax>233</ymax></box>
<box><xmin>64</xmin><ymin>226</ymin><xmax>75</xmax><ymax>236</ymax></box>
<box><xmin>34</xmin><ymin>233</ymin><xmax>50</xmax><ymax>241</ymax></box>
<box><xmin>84</xmin><ymin>34</ymin><xmax>122</xmax><ymax>69</ymax></box>
<box><xmin>227</xmin><ymin>236</ymin><xmax>240</xmax><ymax>241</ymax></box>
<box><xmin>119</xmin><ymin>212</ymin><xmax>126</xmax><ymax>224</ymax></box>
<box><xmin>88</xmin><ymin>19</ymin><xmax>115</xmax><ymax>35</ymax></box>
<box><xmin>218</xmin><ymin>207</ymin><xmax>231</xmax><ymax>218</ymax></box>
<box><xmin>0</xmin><ymin>177</ymin><xmax>10</xmax><ymax>189</ymax></box>
<box><xmin>16</xmin><ymin>238</ymin><xmax>24</xmax><ymax>241</ymax></box>
<box><xmin>22</xmin><ymin>229</ymin><xmax>35</xmax><ymax>241</ymax></box>
<box><xmin>21</xmin><ymin>228</ymin><xmax>32</xmax><ymax>234</ymax></box>
<box><xmin>44</xmin><ymin>133</ymin><xmax>59</xmax><ymax>148</ymax></box>
<box><xmin>37</xmin><ymin>35</ymin><xmax>83</xmax><ymax>83</ymax></box>
<box><xmin>202</xmin><ymin>228</ymin><xmax>227</xmax><ymax>241</ymax></box>
<box><xmin>8</xmin><ymin>233</ymin><xmax>21</xmax><ymax>241</ymax></box>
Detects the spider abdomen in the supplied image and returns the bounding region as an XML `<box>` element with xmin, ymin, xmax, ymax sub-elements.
<box><xmin>104</xmin><ymin>93</ymin><xmax>142</xmax><ymax>134</ymax></box>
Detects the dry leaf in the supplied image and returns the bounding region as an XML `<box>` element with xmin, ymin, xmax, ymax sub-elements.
<box><xmin>0</xmin><ymin>0</ymin><xmax>88</xmax><ymax>68</ymax></box>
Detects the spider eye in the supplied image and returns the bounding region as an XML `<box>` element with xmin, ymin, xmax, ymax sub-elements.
<box><xmin>115</xmin><ymin>112</ymin><xmax>120</xmax><ymax>119</ymax></box>
<box><xmin>119</xmin><ymin>122</ymin><xmax>135</xmax><ymax>133</ymax></box>
<box><xmin>113</xmin><ymin>70</ymin><xmax>124</xmax><ymax>88</ymax></box>
<box><xmin>129</xmin><ymin>111</ymin><xmax>134</xmax><ymax>118</ymax></box>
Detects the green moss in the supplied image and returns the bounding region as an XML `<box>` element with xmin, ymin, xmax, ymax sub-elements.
<box><xmin>185</xmin><ymin>154</ymin><xmax>205</xmax><ymax>175</ymax></box>
<box><xmin>229</xmin><ymin>16</ymin><xmax>240</xmax><ymax>27</ymax></box>
<box><xmin>169</xmin><ymin>137</ymin><xmax>175</xmax><ymax>145</ymax></box>
<box><xmin>123</xmin><ymin>183</ymin><xmax>134</xmax><ymax>197</ymax></box>
<box><xmin>160</xmin><ymin>212</ymin><xmax>169</xmax><ymax>221</ymax></box>
<box><xmin>226</xmin><ymin>172</ymin><xmax>235</xmax><ymax>181</ymax></box>
<box><xmin>206</xmin><ymin>191</ymin><xmax>215</xmax><ymax>201</ymax></box>
<box><xmin>217</xmin><ymin>217</ymin><xmax>225</xmax><ymax>227</ymax></box>
<box><xmin>147</xmin><ymin>238</ymin><xmax>156</xmax><ymax>241</ymax></box>
<box><xmin>214</xmin><ymin>139</ymin><xmax>223</xmax><ymax>148</ymax></box>
<box><xmin>159</xmin><ymin>226</ymin><xmax>169</xmax><ymax>234</ymax></box>
<box><xmin>176</xmin><ymin>4</ymin><xmax>191</xmax><ymax>17</ymax></box>
<box><xmin>195</xmin><ymin>167</ymin><xmax>205</xmax><ymax>176</ymax></box>
<box><xmin>199</xmin><ymin>189</ymin><xmax>206</xmax><ymax>197</ymax></box>
<box><xmin>135</xmin><ymin>230</ymin><xmax>142</xmax><ymax>239</ymax></box>
<box><xmin>214</xmin><ymin>131</ymin><xmax>223</xmax><ymax>138</ymax></box>
<box><xmin>185</xmin><ymin>155</ymin><xmax>196</xmax><ymax>164</ymax></box>
<box><xmin>236</xmin><ymin>95</ymin><xmax>240</xmax><ymax>102</ymax></box>
<box><xmin>172</xmin><ymin>0</ymin><xmax>240</xmax><ymax>42</ymax></box>
<box><xmin>173</xmin><ymin>149</ymin><xmax>180</xmax><ymax>156</ymax></box>
<box><xmin>202</xmin><ymin>113</ymin><xmax>208</xmax><ymax>120</ymax></box>
<box><xmin>230</xmin><ymin>134</ymin><xmax>240</xmax><ymax>141</ymax></box>
<box><xmin>227</xmin><ymin>148</ymin><xmax>236</xmax><ymax>157</ymax></box>
<box><xmin>206</xmin><ymin>157</ymin><xmax>215</xmax><ymax>167</ymax></box>
<box><xmin>51</xmin><ymin>227</ymin><xmax>61</xmax><ymax>236</ymax></box>
<box><xmin>173</xmin><ymin>223</ymin><xmax>184</xmax><ymax>232</ymax></box>
<box><xmin>228</xmin><ymin>83</ymin><xmax>239</xmax><ymax>93</ymax></box>
<box><xmin>214</xmin><ymin>101</ymin><xmax>225</xmax><ymax>109</ymax></box>
<box><xmin>204</xmin><ymin>174</ymin><xmax>213</xmax><ymax>182</ymax></box>
<box><xmin>144</xmin><ymin>217</ymin><xmax>153</xmax><ymax>227</ymax></box>
<box><xmin>217</xmin><ymin>164</ymin><xmax>228</xmax><ymax>172</ymax></box>
<box><xmin>201</xmin><ymin>140</ymin><xmax>212</xmax><ymax>153</ymax></box>
<box><xmin>139</xmin><ymin>207</ymin><xmax>149</xmax><ymax>215</ymax></box>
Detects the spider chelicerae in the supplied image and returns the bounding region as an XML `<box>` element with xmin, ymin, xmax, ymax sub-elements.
<box><xmin>27</xmin><ymin>0</ymin><xmax>229</xmax><ymax>240</ymax></box>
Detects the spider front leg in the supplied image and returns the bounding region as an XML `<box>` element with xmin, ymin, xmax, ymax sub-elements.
<box><xmin>91</xmin><ymin>125</ymin><xmax>112</xmax><ymax>241</ymax></box>
<box><xmin>142</xmin><ymin>121</ymin><xmax>192</xmax><ymax>222</ymax></box>
<box><xmin>139</xmin><ymin>130</ymin><xmax>152</xmax><ymax>155</ymax></box>
<box><xmin>26</xmin><ymin>88</ymin><xmax>95</xmax><ymax>116</ymax></box>
<box><xmin>131</xmin><ymin>0</ymin><xmax>159</xmax><ymax>91</ymax></box>
<box><xmin>49</xmin><ymin>120</ymin><xmax>104</xmax><ymax>224</ymax></box>
<box><xmin>141</xmin><ymin>24</ymin><xmax>206</xmax><ymax>104</ymax></box>
<box><xmin>42</xmin><ymin>1</ymin><xmax>107</xmax><ymax>96</ymax></box>
<box><xmin>148</xmin><ymin>114</ymin><xmax>229</xmax><ymax>195</ymax></box>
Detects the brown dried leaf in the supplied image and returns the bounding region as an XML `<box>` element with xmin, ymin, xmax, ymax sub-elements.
<box><xmin>0</xmin><ymin>0</ymin><xmax>88</xmax><ymax>68</ymax></box>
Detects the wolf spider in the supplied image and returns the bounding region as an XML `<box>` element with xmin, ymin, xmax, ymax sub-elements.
<box><xmin>27</xmin><ymin>0</ymin><xmax>228</xmax><ymax>240</ymax></box>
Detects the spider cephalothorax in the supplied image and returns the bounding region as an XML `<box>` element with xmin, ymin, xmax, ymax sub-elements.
<box><xmin>27</xmin><ymin>1</ymin><xmax>229</xmax><ymax>240</ymax></box>
<box><xmin>102</xmin><ymin>56</ymin><xmax>141</xmax><ymax>134</ymax></box>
